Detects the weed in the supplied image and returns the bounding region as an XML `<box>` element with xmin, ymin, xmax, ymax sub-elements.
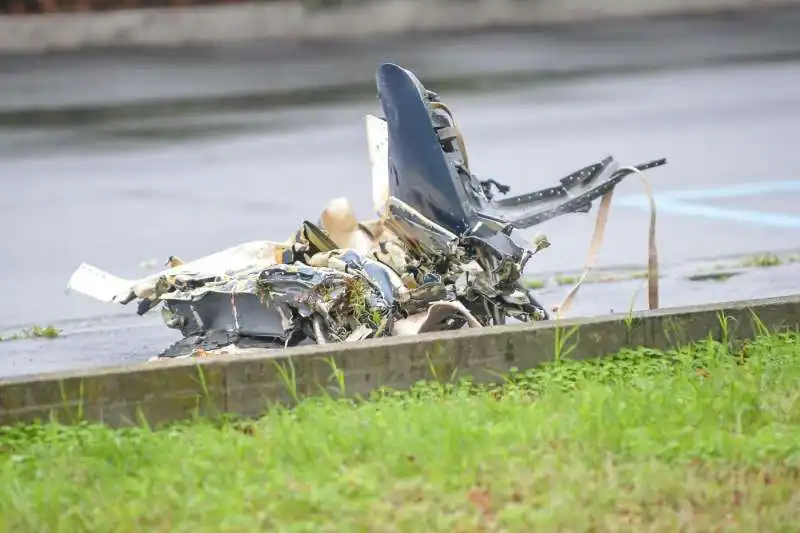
<box><xmin>342</xmin><ymin>277</ymin><xmax>369</xmax><ymax>319</ymax></box>
<box><xmin>742</xmin><ymin>253</ymin><xmax>782</xmax><ymax>268</ymax></box>
<box><xmin>0</xmin><ymin>325</ymin><xmax>62</xmax><ymax>342</ymax></box>
<box><xmin>554</xmin><ymin>274</ymin><xmax>578</xmax><ymax>286</ymax></box>
<box><xmin>523</xmin><ymin>279</ymin><xmax>546</xmax><ymax>290</ymax></box>
<box><xmin>321</xmin><ymin>356</ymin><xmax>346</xmax><ymax>397</ymax></box>
<box><xmin>274</xmin><ymin>358</ymin><xmax>300</xmax><ymax>404</ymax></box>
<box><xmin>256</xmin><ymin>279</ymin><xmax>276</xmax><ymax>304</ymax></box>
<box><xmin>32</xmin><ymin>326</ymin><xmax>61</xmax><ymax>339</ymax></box>
<box><xmin>550</xmin><ymin>271</ymin><xmax>649</xmax><ymax>288</ymax></box>
<box><xmin>553</xmin><ymin>322</ymin><xmax>580</xmax><ymax>362</ymax></box>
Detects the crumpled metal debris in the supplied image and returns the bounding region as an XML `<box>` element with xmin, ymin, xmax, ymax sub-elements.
<box><xmin>66</xmin><ymin>63</ymin><xmax>667</xmax><ymax>361</ymax></box>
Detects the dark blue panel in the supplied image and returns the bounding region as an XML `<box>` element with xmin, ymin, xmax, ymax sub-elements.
<box><xmin>376</xmin><ymin>63</ymin><xmax>472</xmax><ymax>235</ymax></box>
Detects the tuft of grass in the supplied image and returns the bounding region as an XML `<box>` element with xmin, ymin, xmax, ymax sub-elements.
<box><xmin>593</xmin><ymin>271</ymin><xmax>648</xmax><ymax>283</ymax></box>
<box><xmin>742</xmin><ymin>253</ymin><xmax>782</xmax><ymax>268</ymax></box>
<box><xmin>0</xmin><ymin>332</ymin><xmax>799</xmax><ymax>531</ymax></box>
<box><xmin>550</xmin><ymin>271</ymin><xmax>649</xmax><ymax>288</ymax></box>
<box><xmin>29</xmin><ymin>325</ymin><xmax>61</xmax><ymax>339</ymax></box>
<box><xmin>523</xmin><ymin>279</ymin><xmax>546</xmax><ymax>290</ymax></box>
<box><xmin>339</xmin><ymin>275</ymin><xmax>383</xmax><ymax>328</ymax></box>
<box><xmin>554</xmin><ymin>274</ymin><xmax>578</xmax><ymax>286</ymax></box>
<box><xmin>0</xmin><ymin>325</ymin><xmax>62</xmax><ymax>342</ymax></box>
<box><xmin>256</xmin><ymin>279</ymin><xmax>276</xmax><ymax>304</ymax></box>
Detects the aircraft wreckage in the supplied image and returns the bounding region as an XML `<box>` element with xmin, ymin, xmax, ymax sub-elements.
<box><xmin>66</xmin><ymin>63</ymin><xmax>667</xmax><ymax>360</ymax></box>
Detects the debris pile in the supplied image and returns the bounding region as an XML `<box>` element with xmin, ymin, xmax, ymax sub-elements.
<box><xmin>66</xmin><ymin>63</ymin><xmax>667</xmax><ymax>360</ymax></box>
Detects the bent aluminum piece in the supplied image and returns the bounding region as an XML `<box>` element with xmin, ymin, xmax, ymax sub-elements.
<box><xmin>374</xmin><ymin>62</ymin><xmax>666</xmax><ymax>234</ymax></box>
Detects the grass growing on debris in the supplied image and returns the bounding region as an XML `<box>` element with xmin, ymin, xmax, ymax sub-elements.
<box><xmin>2</xmin><ymin>332</ymin><xmax>800</xmax><ymax>531</ymax></box>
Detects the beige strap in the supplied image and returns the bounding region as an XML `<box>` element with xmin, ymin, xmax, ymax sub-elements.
<box><xmin>555</xmin><ymin>168</ymin><xmax>659</xmax><ymax>318</ymax></box>
<box><xmin>430</xmin><ymin>101</ymin><xmax>470</xmax><ymax>170</ymax></box>
<box><xmin>555</xmin><ymin>189</ymin><xmax>615</xmax><ymax>318</ymax></box>
<box><xmin>639</xmin><ymin>173</ymin><xmax>660</xmax><ymax>310</ymax></box>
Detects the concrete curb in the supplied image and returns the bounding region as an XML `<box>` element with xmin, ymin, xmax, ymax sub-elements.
<box><xmin>1</xmin><ymin>294</ymin><xmax>798</xmax><ymax>427</ymax></box>
<box><xmin>2</xmin><ymin>0</ymin><xmax>800</xmax><ymax>54</ymax></box>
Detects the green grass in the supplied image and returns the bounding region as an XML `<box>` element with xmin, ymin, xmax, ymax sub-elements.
<box><xmin>742</xmin><ymin>253</ymin><xmax>783</xmax><ymax>268</ymax></box>
<box><xmin>554</xmin><ymin>274</ymin><xmax>579</xmax><ymax>286</ymax></box>
<box><xmin>0</xmin><ymin>325</ymin><xmax>61</xmax><ymax>342</ymax></box>
<box><xmin>522</xmin><ymin>278</ymin><xmax>545</xmax><ymax>290</ymax></box>
<box><xmin>1</xmin><ymin>332</ymin><xmax>800</xmax><ymax>531</ymax></box>
<box><xmin>535</xmin><ymin>271</ymin><xmax>649</xmax><ymax>288</ymax></box>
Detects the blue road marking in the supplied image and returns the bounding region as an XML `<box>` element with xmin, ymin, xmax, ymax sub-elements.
<box><xmin>652</xmin><ymin>180</ymin><xmax>800</xmax><ymax>201</ymax></box>
<box><xmin>615</xmin><ymin>196</ymin><xmax>800</xmax><ymax>229</ymax></box>
<box><xmin>615</xmin><ymin>180</ymin><xmax>800</xmax><ymax>229</ymax></box>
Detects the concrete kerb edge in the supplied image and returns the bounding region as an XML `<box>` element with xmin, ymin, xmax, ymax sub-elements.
<box><xmin>0</xmin><ymin>294</ymin><xmax>798</xmax><ymax>427</ymax></box>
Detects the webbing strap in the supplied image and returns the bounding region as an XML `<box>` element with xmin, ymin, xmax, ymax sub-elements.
<box><xmin>556</xmin><ymin>168</ymin><xmax>659</xmax><ymax>318</ymax></box>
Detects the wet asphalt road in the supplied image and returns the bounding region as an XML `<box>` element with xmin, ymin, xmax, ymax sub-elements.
<box><xmin>0</xmin><ymin>8</ymin><xmax>799</xmax><ymax>378</ymax></box>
